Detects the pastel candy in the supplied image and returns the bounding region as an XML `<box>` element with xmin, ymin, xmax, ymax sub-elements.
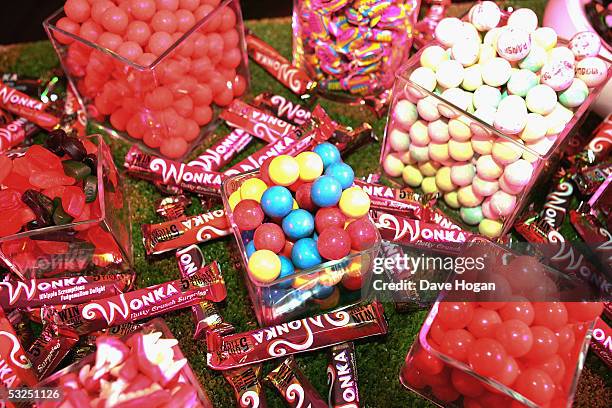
<box><xmin>518</xmin><ymin>44</ymin><xmax>547</xmax><ymax>72</ymax></box>
<box><xmin>435</xmin><ymin>166</ymin><xmax>456</xmax><ymax>192</ymax></box>
<box><xmin>575</xmin><ymin>57</ymin><xmax>608</xmax><ymax>87</ymax></box>
<box><xmin>558</xmin><ymin>78</ymin><xmax>589</xmax><ymax>108</ymax></box>
<box><xmin>421</xmin><ymin>176</ymin><xmax>438</xmax><ymax>194</ymax></box>
<box><xmin>394</xmin><ymin>99</ymin><xmax>418</xmax><ymax>130</ymax></box>
<box><xmin>409</xmin><ymin>120</ymin><xmax>430</xmax><ymax>146</ymax></box>
<box><xmin>417</xmin><ymin>96</ymin><xmax>441</xmax><ymax>121</ymax></box>
<box><xmin>533</xmin><ymin>27</ymin><xmax>557</xmax><ymax>50</ymax></box>
<box><xmin>409</xmin><ymin>67</ymin><xmax>437</xmax><ymax>92</ymax></box>
<box><xmin>492</xmin><ymin>137</ymin><xmax>523</xmax><ymax>164</ymax></box>
<box><xmin>540</xmin><ymin>60</ymin><xmax>574</xmax><ymax>91</ymax></box>
<box><xmin>383</xmin><ymin>153</ymin><xmax>404</xmax><ymax>177</ymax></box>
<box><xmin>569</xmin><ymin>31</ymin><xmax>602</xmax><ymax>59</ymax></box>
<box><xmin>499</xmin><ymin>174</ymin><xmax>525</xmax><ymax>194</ymax></box>
<box><xmin>457</xmin><ymin>184</ymin><xmax>484</xmax><ymax>207</ymax></box>
<box><xmin>468</xmin><ymin>1</ymin><xmax>501</xmax><ymax>31</ymax></box>
<box><xmin>507</xmin><ymin>69</ymin><xmax>538</xmax><ymax>97</ymax></box>
<box><xmin>399</xmin><ymin>150</ymin><xmax>416</xmax><ymax>165</ymax></box>
<box><xmin>441</xmin><ymin>88</ymin><xmax>471</xmax><ymax>112</ymax></box>
<box><xmin>473</xmin><ymin>85</ymin><xmax>502</xmax><ymax>109</ymax></box>
<box><xmin>420</xmin><ymin>45</ymin><xmax>449</xmax><ymax>71</ymax></box>
<box><xmin>481</xmin><ymin>198</ymin><xmax>500</xmax><ymax>220</ymax></box>
<box><xmin>526</xmin><ymin>85</ymin><xmax>557</xmax><ymax>115</ymax></box>
<box><xmin>471</xmin><ymin>132</ymin><xmax>494</xmax><ymax>155</ymax></box>
<box><xmin>452</xmin><ymin>37</ymin><xmax>480</xmax><ymax>67</ymax></box>
<box><xmin>496</xmin><ymin>27</ymin><xmax>531</xmax><ymax>61</ymax></box>
<box><xmin>450</xmin><ymin>162</ymin><xmax>475</xmax><ymax>187</ymax></box>
<box><xmin>460</xmin><ymin>22</ymin><xmax>480</xmax><ymax>43</ymax></box>
<box><xmin>389</xmin><ymin>128</ymin><xmax>410</xmax><ymax>151</ymax></box>
<box><xmin>520</xmin><ymin>113</ymin><xmax>548</xmax><ymax>142</ymax></box>
<box><xmin>435</xmin><ymin>17</ymin><xmax>464</xmax><ymax>47</ymax></box>
<box><xmin>409</xmin><ymin>144</ymin><xmax>430</xmax><ymax>162</ymax></box>
<box><xmin>436</xmin><ymin>60</ymin><xmax>465</xmax><ymax>89</ymax></box>
<box><xmin>503</xmin><ymin>159</ymin><xmax>533</xmax><ymax>187</ymax></box>
<box><xmin>476</xmin><ymin>155</ymin><xmax>503</xmax><ymax>180</ymax></box>
<box><xmin>490</xmin><ymin>190</ymin><xmax>517</xmax><ymax>216</ymax></box>
<box><xmin>429</xmin><ymin>142</ymin><xmax>450</xmax><ymax>162</ymax></box>
<box><xmin>483</xmin><ymin>27</ymin><xmax>505</xmax><ymax>48</ymax></box>
<box><xmin>418</xmin><ymin>161</ymin><xmax>440</xmax><ymax>177</ymax></box>
<box><xmin>494</xmin><ymin>95</ymin><xmax>528</xmax><ymax>134</ymax></box>
<box><xmin>448</xmin><ymin>139</ymin><xmax>474</xmax><ymax>161</ymax></box>
<box><xmin>507</xmin><ymin>8</ymin><xmax>538</xmax><ymax>33</ymax></box>
<box><xmin>479</xmin><ymin>218</ymin><xmax>503</xmax><ymax>238</ymax></box>
<box><xmin>462</xmin><ymin>65</ymin><xmax>483</xmax><ymax>91</ymax></box>
<box><xmin>472</xmin><ymin>175</ymin><xmax>499</xmax><ymax>196</ymax></box>
<box><xmin>428</xmin><ymin>119</ymin><xmax>450</xmax><ymax>143</ymax></box>
<box><xmin>461</xmin><ymin>206</ymin><xmax>484</xmax><ymax>225</ymax></box>
<box><xmin>544</xmin><ymin>104</ymin><xmax>573</xmax><ymax>135</ymax></box>
<box><xmin>449</xmin><ymin>118</ymin><xmax>472</xmax><ymax>141</ymax></box>
<box><xmin>547</xmin><ymin>47</ymin><xmax>575</xmax><ymax>65</ymax></box>
<box><xmin>444</xmin><ymin>191</ymin><xmax>460</xmax><ymax>209</ymax></box>
<box><xmin>402</xmin><ymin>164</ymin><xmax>423</xmax><ymax>187</ymax></box>
<box><xmin>482</xmin><ymin>58</ymin><xmax>512</xmax><ymax>87</ymax></box>
<box><xmin>479</xmin><ymin>44</ymin><xmax>497</xmax><ymax>64</ymax></box>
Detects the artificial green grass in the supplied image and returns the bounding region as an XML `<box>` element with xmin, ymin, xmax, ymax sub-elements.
<box><xmin>2</xmin><ymin>2</ymin><xmax>611</xmax><ymax>407</ymax></box>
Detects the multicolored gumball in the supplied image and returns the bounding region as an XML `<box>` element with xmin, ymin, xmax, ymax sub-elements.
<box><xmin>314</xmin><ymin>207</ymin><xmax>346</xmax><ymax>234</ymax></box>
<box><xmin>346</xmin><ymin>217</ymin><xmax>378</xmax><ymax>250</ymax></box>
<box><xmin>339</xmin><ymin>186</ymin><xmax>370</xmax><ymax>218</ymax></box>
<box><xmin>295</xmin><ymin>151</ymin><xmax>324</xmax><ymax>182</ymax></box>
<box><xmin>268</xmin><ymin>155</ymin><xmax>300</xmax><ymax>186</ymax></box>
<box><xmin>254</xmin><ymin>223</ymin><xmax>285</xmax><ymax>253</ymax></box>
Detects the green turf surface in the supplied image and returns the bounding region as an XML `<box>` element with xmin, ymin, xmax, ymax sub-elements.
<box><xmin>2</xmin><ymin>2</ymin><xmax>611</xmax><ymax>407</ymax></box>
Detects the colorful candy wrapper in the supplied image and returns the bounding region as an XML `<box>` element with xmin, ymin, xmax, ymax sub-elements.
<box><xmin>539</xmin><ymin>168</ymin><xmax>575</xmax><ymax>230</ymax></box>
<box><xmin>58</xmin><ymin>82</ymin><xmax>87</xmax><ymax>137</ymax></box>
<box><xmin>142</xmin><ymin>209</ymin><xmax>231</xmax><ymax>256</ymax></box>
<box><xmin>567</xmin><ymin>113</ymin><xmax>612</xmax><ymax>166</ymax></box>
<box><xmin>327</xmin><ymin>342</ymin><xmax>360</xmax><ymax>408</ymax></box>
<box><xmin>155</xmin><ymin>195</ymin><xmax>191</xmax><ymax>221</ymax></box>
<box><xmin>590</xmin><ymin>317</ymin><xmax>612</xmax><ymax>368</ymax></box>
<box><xmin>0</xmin><ymin>81</ymin><xmax>47</xmax><ymax>112</ymax></box>
<box><xmin>0</xmin><ymin>308</ymin><xmax>38</xmax><ymax>389</ymax></box>
<box><xmin>569</xmin><ymin>209</ymin><xmax>612</xmax><ymax>273</ymax></box>
<box><xmin>187</xmin><ymin>129</ymin><xmax>253</xmax><ymax>172</ymax></box>
<box><xmin>221</xmin><ymin>100</ymin><xmax>298</xmax><ymax>144</ymax></box>
<box><xmin>265</xmin><ymin>356</ymin><xmax>327</xmax><ymax>408</ymax></box>
<box><xmin>570</xmin><ymin>161</ymin><xmax>612</xmax><ymax>196</ymax></box>
<box><xmin>223</xmin><ymin>364</ymin><xmax>268</xmax><ymax>408</ymax></box>
<box><xmin>253</xmin><ymin>93</ymin><xmax>312</xmax><ymax>126</ymax></box>
<box><xmin>176</xmin><ymin>244</ymin><xmax>235</xmax><ymax>339</ymax></box>
<box><xmin>587</xmin><ymin>174</ymin><xmax>612</xmax><ymax>229</ymax></box>
<box><xmin>206</xmin><ymin>301</ymin><xmax>387</xmax><ymax>370</ymax></box>
<box><xmin>0</xmin><ymin>116</ymin><xmax>38</xmax><ymax>153</ymax></box>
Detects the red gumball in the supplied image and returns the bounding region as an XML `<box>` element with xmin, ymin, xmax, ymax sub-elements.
<box><xmin>314</xmin><ymin>207</ymin><xmax>346</xmax><ymax>234</ymax></box>
<box><xmin>565</xmin><ymin>302</ymin><xmax>603</xmax><ymax>323</ymax></box>
<box><xmin>525</xmin><ymin>326</ymin><xmax>558</xmax><ymax>361</ymax></box>
<box><xmin>254</xmin><ymin>223</ymin><xmax>285</xmax><ymax>254</ymax></box>
<box><xmin>233</xmin><ymin>199</ymin><xmax>264</xmax><ymax>231</ymax></box>
<box><xmin>412</xmin><ymin>348</ymin><xmax>444</xmax><ymax>376</ymax></box>
<box><xmin>288</xmin><ymin>178</ymin><xmax>305</xmax><ymax>193</ymax></box>
<box><xmin>317</xmin><ymin>227</ymin><xmax>351</xmax><ymax>261</ymax></box>
<box><xmin>438</xmin><ymin>329</ymin><xmax>475</xmax><ymax>363</ymax></box>
<box><xmin>281</xmin><ymin>240</ymin><xmax>294</xmax><ymax>259</ymax></box>
<box><xmin>259</xmin><ymin>157</ymin><xmax>274</xmax><ymax>186</ymax></box>
<box><xmin>346</xmin><ymin>217</ymin><xmax>377</xmax><ymax>251</ymax></box>
<box><xmin>514</xmin><ymin>368</ymin><xmax>555</xmax><ymax>405</ymax></box>
<box><xmin>341</xmin><ymin>272</ymin><xmax>362</xmax><ymax>291</ymax></box>
<box><xmin>295</xmin><ymin>183</ymin><xmax>316</xmax><ymax>212</ymax></box>
<box><xmin>467</xmin><ymin>338</ymin><xmax>507</xmax><ymax>377</ymax></box>
<box><xmin>450</xmin><ymin>369</ymin><xmax>484</xmax><ymax>398</ymax></box>
<box><xmin>437</xmin><ymin>302</ymin><xmax>475</xmax><ymax>330</ymax></box>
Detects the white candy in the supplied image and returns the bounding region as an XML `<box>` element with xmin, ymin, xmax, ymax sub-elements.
<box><xmin>575</xmin><ymin>57</ymin><xmax>608</xmax><ymax>87</ymax></box>
<box><xmin>452</xmin><ymin>38</ymin><xmax>480</xmax><ymax>67</ymax></box>
<box><xmin>409</xmin><ymin>67</ymin><xmax>437</xmax><ymax>92</ymax></box>
<box><xmin>409</xmin><ymin>120</ymin><xmax>430</xmax><ymax>146</ymax></box>
<box><xmin>473</xmin><ymin>85</ymin><xmax>502</xmax><ymax>109</ymax></box>
<box><xmin>507</xmin><ymin>8</ymin><xmax>538</xmax><ymax>33</ymax></box>
<box><xmin>476</xmin><ymin>155</ymin><xmax>503</xmax><ymax>180</ymax></box>
<box><xmin>462</xmin><ymin>64</ymin><xmax>483</xmax><ymax>91</ymax></box>
<box><xmin>436</xmin><ymin>60</ymin><xmax>465</xmax><ymax>89</ymax></box>
<box><xmin>435</xmin><ymin>18</ymin><xmax>464</xmax><ymax>47</ymax></box>
<box><xmin>504</xmin><ymin>158</ymin><xmax>534</xmax><ymax>186</ymax></box>
<box><xmin>507</xmin><ymin>69</ymin><xmax>538</xmax><ymax>97</ymax></box>
<box><xmin>471</xmin><ymin>131</ymin><xmax>494</xmax><ymax>155</ymax></box>
<box><xmin>533</xmin><ymin>27</ymin><xmax>558</xmax><ymax>50</ymax></box>
<box><xmin>481</xmin><ymin>58</ymin><xmax>512</xmax><ymax>87</ymax></box>
<box><xmin>544</xmin><ymin>103</ymin><xmax>573</xmax><ymax>135</ymax></box>
<box><xmin>483</xmin><ymin>27</ymin><xmax>505</xmax><ymax>48</ymax></box>
<box><xmin>518</xmin><ymin>44</ymin><xmax>547</xmax><ymax>72</ymax></box>
<box><xmin>569</xmin><ymin>31</ymin><xmax>602</xmax><ymax>59</ymax></box>
<box><xmin>540</xmin><ymin>60</ymin><xmax>575</xmax><ymax>91</ymax></box>
<box><xmin>494</xmin><ymin>95</ymin><xmax>528</xmax><ymax>134</ymax></box>
<box><xmin>420</xmin><ymin>46</ymin><xmax>449</xmax><ymax>71</ymax></box>
<box><xmin>441</xmin><ymin>88</ymin><xmax>471</xmax><ymax>112</ymax></box>
<box><xmin>393</xmin><ymin>99</ymin><xmax>418</xmax><ymax>130</ymax></box>
<box><xmin>479</xmin><ymin>44</ymin><xmax>497</xmax><ymax>64</ymax></box>
<box><xmin>496</xmin><ymin>27</ymin><xmax>531</xmax><ymax>61</ymax></box>
<box><xmin>417</xmin><ymin>96</ymin><xmax>441</xmax><ymax>121</ymax></box>
<box><xmin>389</xmin><ymin>128</ymin><xmax>410</xmax><ymax>152</ymax></box>
<box><xmin>548</xmin><ymin>47</ymin><xmax>575</xmax><ymax>65</ymax></box>
<box><xmin>428</xmin><ymin>119</ymin><xmax>450</xmax><ymax>143</ymax></box>
<box><xmin>460</xmin><ymin>22</ymin><xmax>481</xmax><ymax>43</ymax></box>
<box><xmin>526</xmin><ymin>85</ymin><xmax>557</xmax><ymax>115</ymax></box>
<box><xmin>468</xmin><ymin>1</ymin><xmax>501</xmax><ymax>31</ymax></box>
<box><xmin>520</xmin><ymin>113</ymin><xmax>548</xmax><ymax>143</ymax></box>
<box><xmin>473</xmin><ymin>105</ymin><xmax>496</xmax><ymax>126</ymax></box>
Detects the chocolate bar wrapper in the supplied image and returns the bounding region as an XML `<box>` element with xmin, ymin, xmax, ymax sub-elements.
<box><xmin>571</xmin><ymin>161</ymin><xmax>612</xmax><ymax>196</ymax></box>
<box><xmin>253</xmin><ymin>93</ymin><xmax>311</xmax><ymax>126</ymax></box>
<box><xmin>569</xmin><ymin>210</ymin><xmax>612</xmax><ymax>273</ymax></box>
<box><xmin>539</xmin><ymin>168</ymin><xmax>575</xmax><ymax>229</ymax></box>
<box><xmin>590</xmin><ymin>317</ymin><xmax>612</xmax><ymax>368</ymax></box>
<box><xmin>142</xmin><ymin>209</ymin><xmax>231</xmax><ymax>256</ymax></box>
<box><xmin>206</xmin><ymin>302</ymin><xmax>387</xmax><ymax>370</ymax></box>
<box><xmin>187</xmin><ymin>129</ymin><xmax>253</xmax><ymax>171</ymax></box>
<box><xmin>155</xmin><ymin>195</ymin><xmax>191</xmax><ymax>221</ymax></box>
<box><xmin>223</xmin><ymin>364</ymin><xmax>268</xmax><ymax>408</ymax></box>
<box><xmin>0</xmin><ymin>308</ymin><xmax>38</xmax><ymax>389</ymax></box>
<box><xmin>266</xmin><ymin>356</ymin><xmax>326</xmax><ymax>408</ymax></box>
<box><xmin>221</xmin><ymin>100</ymin><xmax>297</xmax><ymax>144</ymax></box>
<box><xmin>26</xmin><ymin>319</ymin><xmax>79</xmax><ymax>379</ymax></box>
<box><xmin>0</xmin><ymin>117</ymin><xmax>38</xmax><ymax>153</ymax></box>
<box><xmin>327</xmin><ymin>342</ymin><xmax>360</xmax><ymax>408</ymax></box>
<box><xmin>6</xmin><ymin>310</ymin><xmax>33</xmax><ymax>350</ymax></box>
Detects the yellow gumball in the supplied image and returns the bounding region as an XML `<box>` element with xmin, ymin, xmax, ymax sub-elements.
<box><xmin>295</xmin><ymin>151</ymin><xmax>324</xmax><ymax>181</ymax></box>
<box><xmin>248</xmin><ymin>250</ymin><xmax>281</xmax><ymax>283</ymax></box>
<box><xmin>228</xmin><ymin>190</ymin><xmax>241</xmax><ymax>210</ymax></box>
<box><xmin>339</xmin><ymin>187</ymin><xmax>371</xmax><ymax>218</ymax></box>
<box><xmin>269</xmin><ymin>155</ymin><xmax>300</xmax><ymax>186</ymax></box>
<box><xmin>240</xmin><ymin>177</ymin><xmax>268</xmax><ymax>202</ymax></box>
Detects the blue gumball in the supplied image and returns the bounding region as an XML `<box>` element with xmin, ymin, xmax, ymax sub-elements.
<box><xmin>282</xmin><ymin>209</ymin><xmax>315</xmax><ymax>240</ymax></box>
<box><xmin>245</xmin><ymin>240</ymin><xmax>256</xmax><ymax>258</ymax></box>
<box><xmin>313</xmin><ymin>142</ymin><xmax>341</xmax><ymax>169</ymax></box>
<box><xmin>311</xmin><ymin>284</ymin><xmax>335</xmax><ymax>299</ymax></box>
<box><xmin>261</xmin><ymin>186</ymin><xmax>293</xmax><ymax>218</ymax></box>
<box><xmin>325</xmin><ymin>162</ymin><xmax>355</xmax><ymax>190</ymax></box>
<box><xmin>291</xmin><ymin>238</ymin><xmax>322</xmax><ymax>269</ymax></box>
<box><xmin>311</xmin><ymin>176</ymin><xmax>342</xmax><ymax>207</ymax></box>
<box><xmin>276</xmin><ymin>255</ymin><xmax>295</xmax><ymax>289</ymax></box>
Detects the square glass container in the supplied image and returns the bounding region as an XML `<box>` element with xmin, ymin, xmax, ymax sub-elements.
<box><xmin>222</xmin><ymin>170</ymin><xmax>382</xmax><ymax>326</ymax></box>
<box><xmin>37</xmin><ymin>318</ymin><xmax>213</xmax><ymax>407</ymax></box>
<box><xmin>379</xmin><ymin>40</ymin><xmax>611</xmax><ymax>239</ymax></box>
<box><xmin>43</xmin><ymin>0</ymin><xmax>249</xmax><ymax>160</ymax></box>
<box><xmin>0</xmin><ymin>135</ymin><xmax>132</xmax><ymax>280</ymax></box>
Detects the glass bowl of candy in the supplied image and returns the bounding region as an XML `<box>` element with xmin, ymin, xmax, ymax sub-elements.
<box><xmin>379</xmin><ymin>2</ymin><xmax>612</xmax><ymax>238</ymax></box>
<box><xmin>292</xmin><ymin>0</ymin><xmax>420</xmax><ymax>101</ymax></box>
<box><xmin>0</xmin><ymin>132</ymin><xmax>132</xmax><ymax>280</ymax></box>
<box><xmin>43</xmin><ymin>0</ymin><xmax>249</xmax><ymax>160</ymax></box>
<box><xmin>221</xmin><ymin>144</ymin><xmax>381</xmax><ymax>326</ymax></box>
<box><xmin>36</xmin><ymin>318</ymin><xmax>213</xmax><ymax>408</ymax></box>
<box><xmin>399</xmin><ymin>241</ymin><xmax>604</xmax><ymax>408</ymax></box>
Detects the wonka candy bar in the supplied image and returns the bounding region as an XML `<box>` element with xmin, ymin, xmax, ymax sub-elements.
<box><xmin>187</xmin><ymin>129</ymin><xmax>253</xmax><ymax>171</ymax></box>
<box><xmin>2</xmin><ymin>103</ymin><xmax>59</xmax><ymax>130</ymax></box>
<box><xmin>354</xmin><ymin>179</ymin><xmax>423</xmax><ymax>219</ymax></box>
<box><xmin>571</xmin><ymin>162</ymin><xmax>612</xmax><ymax>196</ymax></box>
<box><xmin>539</xmin><ymin>168</ymin><xmax>575</xmax><ymax>229</ymax></box>
<box><xmin>221</xmin><ymin>100</ymin><xmax>297</xmax><ymax>144</ymax></box>
<box><xmin>0</xmin><ymin>273</ymin><xmax>133</xmax><ymax>310</ymax></box>
<box><xmin>569</xmin><ymin>210</ymin><xmax>612</xmax><ymax>272</ymax></box>
<box><xmin>0</xmin><ymin>81</ymin><xmax>47</xmax><ymax>112</ymax></box>
<box><xmin>6</xmin><ymin>311</ymin><xmax>33</xmax><ymax>351</ymax></box>
<box><xmin>0</xmin><ymin>117</ymin><xmax>38</xmax><ymax>153</ymax></box>
<box><xmin>206</xmin><ymin>302</ymin><xmax>387</xmax><ymax>370</ymax></box>
<box><xmin>37</xmin><ymin>261</ymin><xmax>227</xmax><ymax>334</ymax></box>
<box><xmin>155</xmin><ymin>195</ymin><xmax>191</xmax><ymax>221</ymax></box>
<box><xmin>253</xmin><ymin>93</ymin><xmax>311</xmax><ymax>126</ymax></box>
<box><xmin>223</xmin><ymin>135</ymin><xmax>302</xmax><ymax>176</ymax></box>
<box><xmin>327</xmin><ymin>342</ymin><xmax>360</xmax><ymax>408</ymax></box>
<box><xmin>0</xmin><ymin>308</ymin><xmax>37</xmax><ymax>389</ymax></box>
<box><xmin>176</xmin><ymin>245</ymin><xmax>234</xmax><ymax>339</ymax></box>
<box><xmin>124</xmin><ymin>145</ymin><xmax>225</xmax><ymax>196</ymax></box>
<box><xmin>142</xmin><ymin>209</ymin><xmax>231</xmax><ymax>256</ymax></box>
<box><xmin>590</xmin><ymin>317</ymin><xmax>612</xmax><ymax>368</ymax></box>
<box><xmin>265</xmin><ymin>357</ymin><xmax>326</xmax><ymax>408</ymax></box>
<box><xmin>26</xmin><ymin>320</ymin><xmax>78</xmax><ymax>379</ymax></box>
<box><xmin>246</xmin><ymin>31</ymin><xmax>316</xmax><ymax>98</ymax></box>
<box><xmin>223</xmin><ymin>365</ymin><xmax>268</xmax><ymax>408</ymax></box>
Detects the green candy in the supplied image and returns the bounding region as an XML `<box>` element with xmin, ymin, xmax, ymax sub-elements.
<box><xmin>559</xmin><ymin>78</ymin><xmax>589</xmax><ymax>108</ymax></box>
<box><xmin>460</xmin><ymin>205</ymin><xmax>484</xmax><ymax>226</ymax></box>
<box><xmin>62</xmin><ymin>160</ymin><xmax>91</xmax><ymax>180</ymax></box>
<box><xmin>52</xmin><ymin>198</ymin><xmax>74</xmax><ymax>226</ymax></box>
<box><xmin>84</xmin><ymin>176</ymin><xmax>98</xmax><ymax>203</ymax></box>
<box><xmin>507</xmin><ymin>69</ymin><xmax>539</xmax><ymax>97</ymax></box>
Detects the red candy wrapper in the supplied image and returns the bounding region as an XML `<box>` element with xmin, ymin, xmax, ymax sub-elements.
<box><xmin>570</xmin><ymin>210</ymin><xmax>612</xmax><ymax>272</ymax></box>
<box><xmin>26</xmin><ymin>317</ymin><xmax>79</xmax><ymax>379</ymax></box>
<box><xmin>35</xmin><ymin>261</ymin><xmax>227</xmax><ymax>334</ymax></box>
<box><xmin>224</xmin><ymin>135</ymin><xmax>302</xmax><ymax>176</ymax></box>
<box><xmin>223</xmin><ymin>364</ymin><xmax>268</xmax><ymax>408</ymax></box>
<box><xmin>187</xmin><ymin>129</ymin><xmax>253</xmax><ymax>171</ymax></box>
<box><xmin>0</xmin><ymin>273</ymin><xmax>132</xmax><ymax>310</ymax></box>
<box><xmin>0</xmin><ymin>81</ymin><xmax>47</xmax><ymax>112</ymax></box>
<box><xmin>59</xmin><ymin>82</ymin><xmax>87</xmax><ymax>137</ymax></box>
<box><xmin>354</xmin><ymin>179</ymin><xmax>424</xmax><ymax>219</ymax></box>
<box><xmin>590</xmin><ymin>317</ymin><xmax>612</xmax><ymax>368</ymax></box>
<box><xmin>176</xmin><ymin>245</ymin><xmax>234</xmax><ymax>339</ymax></box>
<box><xmin>124</xmin><ymin>145</ymin><xmax>225</xmax><ymax>196</ymax></box>
<box><xmin>265</xmin><ymin>357</ymin><xmax>327</xmax><ymax>408</ymax></box>
<box><xmin>2</xmin><ymin>103</ymin><xmax>59</xmax><ymax>130</ymax></box>
<box><xmin>142</xmin><ymin>209</ymin><xmax>231</xmax><ymax>256</ymax></box>
<box><xmin>540</xmin><ymin>168</ymin><xmax>574</xmax><ymax>229</ymax></box>
<box><xmin>327</xmin><ymin>342</ymin><xmax>360</xmax><ymax>408</ymax></box>
<box><xmin>155</xmin><ymin>195</ymin><xmax>191</xmax><ymax>221</ymax></box>
<box><xmin>253</xmin><ymin>93</ymin><xmax>311</xmax><ymax>126</ymax></box>
<box><xmin>0</xmin><ymin>308</ymin><xmax>37</xmax><ymax>389</ymax></box>
<box><xmin>206</xmin><ymin>302</ymin><xmax>387</xmax><ymax>370</ymax></box>
<box><xmin>0</xmin><ymin>117</ymin><xmax>38</xmax><ymax>153</ymax></box>
<box><xmin>246</xmin><ymin>31</ymin><xmax>316</xmax><ymax>98</ymax></box>
<box><xmin>221</xmin><ymin>100</ymin><xmax>297</xmax><ymax>144</ymax></box>
<box><xmin>571</xmin><ymin>162</ymin><xmax>612</xmax><ymax>196</ymax></box>
<box><xmin>7</xmin><ymin>310</ymin><xmax>33</xmax><ymax>350</ymax></box>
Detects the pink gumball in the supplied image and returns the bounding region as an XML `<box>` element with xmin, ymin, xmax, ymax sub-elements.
<box><xmin>254</xmin><ymin>223</ymin><xmax>286</xmax><ymax>254</ymax></box>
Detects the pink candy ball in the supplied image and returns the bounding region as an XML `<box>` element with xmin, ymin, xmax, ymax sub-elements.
<box><xmin>489</xmin><ymin>190</ymin><xmax>517</xmax><ymax>217</ymax></box>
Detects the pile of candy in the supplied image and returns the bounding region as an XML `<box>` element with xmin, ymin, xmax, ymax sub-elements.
<box><xmin>382</xmin><ymin>2</ymin><xmax>610</xmax><ymax>238</ymax></box>
<box><xmin>50</xmin><ymin>0</ymin><xmax>248</xmax><ymax>158</ymax></box>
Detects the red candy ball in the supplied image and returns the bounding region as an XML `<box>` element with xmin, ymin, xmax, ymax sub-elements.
<box><xmin>314</xmin><ymin>207</ymin><xmax>345</xmax><ymax>234</ymax></box>
<box><xmin>156</xmin><ymin>0</ymin><xmax>179</xmax><ymax>11</ymax></box>
<box><xmin>467</xmin><ymin>307</ymin><xmax>501</xmax><ymax>339</ymax></box>
<box><xmin>176</xmin><ymin>9</ymin><xmax>196</xmax><ymax>32</ymax></box>
<box><xmin>467</xmin><ymin>338</ymin><xmax>507</xmax><ymax>376</ymax></box>
<box><xmin>91</xmin><ymin>1</ymin><xmax>114</xmax><ymax>25</ymax></box>
<box><xmin>565</xmin><ymin>302</ymin><xmax>603</xmax><ymax>323</ymax></box>
<box><xmin>533</xmin><ymin>302</ymin><xmax>568</xmax><ymax>330</ymax></box>
<box><xmin>233</xmin><ymin>199</ymin><xmax>264</xmax><ymax>231</ymax></box>
<box><xmin>102</xmin><ymin>7</ymin><xmax>129</xmax><ymax>35</ymax></box>
<box><xmin>438</xmin><ymin>329</ymin><xmax>475</xmax><ymax>363</ymax></box>
<box><xmin>126</xmin><ymin>21</ymin><xmax>151</xmax><ymax>45</ymax></box>
<box><xmin>514</xmin><ymin>368</ymin><xmax>555</xmax><ymax>405</ymax></box>
<box><xmin>151</xmin><ymin>10</ymin><xmax>178</xmax><ymax>33</ymax></box>
<box><xmin>295</xmin><ymin>183</ymin><xmax>317</xmax><ymax>212</ymax></box>
<box><xmin>346</xmin><ymin>217</ymin><xmax>377</xmax><ymax>251</ymax></box>
<box><xmin>437</xmin><ymin>302</ymin><xmax>475</xmax><ymax>330</ymax></box>
<box><xmin>451</xmin><ymin>369</ymin><xmax>484</xmax><ymax>398</ymax></box>
<box><xmin>148</xmin><ymin>31</ymin><xmax>173</xmax><ymax>56</ymax></box>
<box><xmin>499</xmin><ymin>297</ymin><xmax>535</xmax><ymax>325</ymax></box>
<box><xmin>130</xmin><ymin>0</ymin><xmax>157</xmax><ymax>21</ymax></box>
<box><xmin>413</xmin><ymin>348</ymin><xmax>444</xmax><ymax>376</ymax></box>
<box><xmin>65</xmin><ymin>0</ymin><xmax>91</xmax><ymax>23</ymax></box>
<box><xmin>254</xmin><ymin>223</ymin><xmax>285</xmax><ymax>254</ymax></box>
<box><xmin>525</xmin><ymin>326</ymin><xmax>559</xmax><ymax>361</ymax></box>
<box><xmin>495</xmin><ymin>319</ymin><xmax>533</xmax><ymax>357</ymax></box>
<box><xmin>160</xmin><ymin>137</ymin><xmax>188</xmax><ymax>159</ymax></box>
<box><xmin>317</xmin><ymin>227</ymin><xmax>351</xmax><ymax>260</ymax></box>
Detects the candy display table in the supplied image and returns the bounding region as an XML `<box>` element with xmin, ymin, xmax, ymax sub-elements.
<box><xmin>0</xmin><ymin>5</ymin><xmax>610</xmax><ymax>408</ymax></box>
